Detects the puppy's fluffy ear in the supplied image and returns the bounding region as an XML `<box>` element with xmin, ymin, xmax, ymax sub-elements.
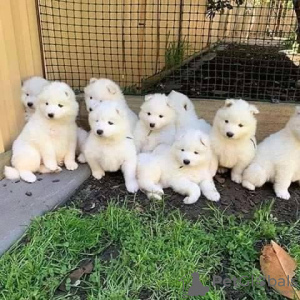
<box><xmin>116</xmin><ymin>107</ymin><xmax>126</xmax><ymax>118</ymax></box>
<box><xmin>199</xmin><ymin>133</ymin><xmax>210</xmax><ymax>147</ymax></box>
<box><xmin>224</xmin><ymin>99</ymin><xmax>235</xmax><ymax>108</ymax></box>
<box><xmin>107</xmin><ymin>83</ymin><xmax>118</xmax><ymax>95</ymax></box>
<box><xmin>90</xmin><ymin>78</ymin><xmax>98</xmax><ymax>84</ymax></box>
<box><xmin>145</xmin><ymin>94</ymin><xmax>154</xmax><ymax>102</ymax></box>
<box><xmin>183</xmin><ymin>101</ymin><xmax>193</xmax><ymax>111</ymax></box>
<box><xmin>249</xmin><ymin>104</ymin><xmax>259</xmax><ymax>115</ymax></box>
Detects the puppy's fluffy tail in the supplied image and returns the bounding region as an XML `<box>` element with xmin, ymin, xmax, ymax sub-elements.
<box><xmin>4</xmin><ymin>166</ymin><xmax>20</xmax><ymax>180</ymax></box>
<box><xmin>242</xmin><ymin>163</ymin><xmax>267</xmax><ymax>190</ymax></box>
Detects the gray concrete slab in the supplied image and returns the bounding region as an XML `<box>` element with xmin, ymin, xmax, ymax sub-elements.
<box><xmin>0</xmin><ymin>164</ymin><xmax>91</xmax><ymax>255</ymax></box>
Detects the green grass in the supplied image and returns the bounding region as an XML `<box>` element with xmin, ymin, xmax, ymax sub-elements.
<box><xmin>0</xmin><ymin>200</ymin><xmax>299</xmax><ymax>299</ymax></box>
<box><xmin>164</xmin><ymin>33</ymin><xmax>190</xmax><ymax>70</ymax></box>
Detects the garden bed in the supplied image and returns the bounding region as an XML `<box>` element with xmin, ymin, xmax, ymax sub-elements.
<box><xmin>69</xmin><ymin>172</ymin><xmax>300</xmax><ymax>222</ymax></box>
<box><xmin>145</xmin><ymin>44</ymin><xmax>300</xmax><ymax>102</ymax></box>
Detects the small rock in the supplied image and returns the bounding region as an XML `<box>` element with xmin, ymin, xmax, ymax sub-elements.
<box><xmin>25</xmin><ymin>192</ymin><xmax>32</xmax><ymax>197</ymax></box>
<box><xmin>52</xmin><ymin>179</ymin><xmax>60</xmax><ymax>183</ymax></box>
<box><xmin>3</xmin><ymin>184</ymin><xmax>7</xmax><ymax>187</ymax></box>
<box><xmin>15</xmin><ymin>180</ymin><xmax>20</xmax><ymax>184</ymax></box>
<box><xmin>37</xmin><ymin>178</ymin><xmax>43</xmax><ymax>182</ymax></box>
<box><xmin>242</xmin><ymin>209</ymin><xmax>249</xmax><ymax>214</ymax></box>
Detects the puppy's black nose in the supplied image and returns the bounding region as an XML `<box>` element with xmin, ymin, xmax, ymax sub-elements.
<box><xmin>150</xmin><ymin>123</ymin><xmax>155</xmax><ymax>128</ymax></box>
<box><xmin>97</xmin><ymin>129</ymin><xmax>103</xmax><ymax>136</ymax></box>
<box><xmin>48</xmin><ymin>113</ymin><xmax>54</xmax><ymax>118</ymax></box>
<box><xmin>183</xmin><ymin>159</ymin><xmax>190</xmax><ymax>165</ymax></box>
<box><xmin>226</xmin><ymin>132</ymin><xmax>234</xmax><ymax>138</ymax></box>
<box><xmin>27</xmin><ymin>102</ymin><xmax>33</xmax><ymax>107</ymax></box>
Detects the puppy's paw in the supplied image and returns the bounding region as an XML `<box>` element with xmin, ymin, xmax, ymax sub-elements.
<box><xmin>206</xmin><ymin>191</ymin><xmax>220</xmax><ymax>202</ymax></box>
<box><xmin>126</xmin><ymin>180</ymin><xmax>139</xmax><ymax>193</ymax></box>
<box><xmin>242</xmin><ymin>180</ymin><xmax>255</xmax><ymax>191</ymax></box>
<box><xmin>147</xmin><ymin>192</ymin><xmax>162</xmax><ymax>201</ymax></box>
<box><xmin>275</xmin><ymin>189</ymin><xmax>290</xmax><ymax>200</ymax></box>
<box><xmin>77</xmin><ymin>153</ymin><xmax>86</xmax><ymax>164</ymax></box>
<box><xmin>92</xmin><ymin>170</ymin><xmax>105</xmax><ymax>180</ymax></box>
<box><xmin>65</xmin><ymin>161</ymin><xmax>78</xmax><ymax>171</ymax></box>
<box><xmin>54</xmin><ymin>166</ymin><xmax>62</xmax><ymax>173</ymax></box>
<box><xmin>45</xmin><ymin>162</ymin><xmax>59</xmax><ymax>172</ymax></box>
<box><xmin>231</xmin><ymin>173</ymin><xmax>242</xmax><ymax>184</ymax></box>
<box><xmin>183</xmin><ymin>196</ymin><xmax>198</xmax><ymax>205</ymax></box>
<box><xmin>20</xmin><ymin>171</ymin><xmax>36</xmax><ymax>183</ymax></box>
<box><xmin>218</xmin><ymin>167</ymin><xmax>228</xmax><ymax>174</ymax></box>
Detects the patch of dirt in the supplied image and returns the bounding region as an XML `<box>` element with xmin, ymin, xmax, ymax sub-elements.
<box><xmin>146</xmin><ymin>44</ymin><xmax>300</xmax><ymax>102</ymax></box>
<box><xmin>68</xmin><ymin>171</ymin><xmax>300</xmax><ymax>222</ymax></box>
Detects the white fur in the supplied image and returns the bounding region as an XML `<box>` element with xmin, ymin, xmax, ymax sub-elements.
<box><xmin>242</xmin><ymin>107</ymin><xmax>300</xmax><ymax>200</ymax></box>
<box><xmin>4</xmin><ymin>82</ymin><xmax>79</xmax><ymax>182</ymax></box>
<box><xmin>83</xmin><ymin>102</ymin><xmax>139</xmax><ymax>193</ymax></box>
<box><xmin>76</xmin><ymin>127</ymin><xmax>89</xmax><ymax>163</ymax></box>
<box><xmin>210</xmin><ymin>99</ymin><xmax>259</xmax><ymax>183</ymax></box>
<box><xmin>21</xmin><ymin>76</ymin><xmax>50</xmax><ymax>121</ymax></box>
<box><xmin>137</xmin><ymin>129</ymin><xmax>219</xmax><ymax>204</ymax></box>
<box><xmin>168</xmin><ymin>90</ymin><xmax>211</xmax><ymax>134</ymax></box>
<box><xmin>133</xmin><ymin>93</ymin><xmax>176</xmax><ymax>153</ymax></box>
<box><xmin>84</xmin><ymin>78</ymin><xmax>138</xmax><ymax>132</ymax></box>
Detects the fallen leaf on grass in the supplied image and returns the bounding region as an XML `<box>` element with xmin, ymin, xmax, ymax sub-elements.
<box><xmin>59</xmin><ymin>259</ymin><xmax>93</xmax><ymax>292</ymax></box>
<box><xmin>260</xmin><ymin>241</ymin><xmax>300</xmax><ymax>299</ymax></box>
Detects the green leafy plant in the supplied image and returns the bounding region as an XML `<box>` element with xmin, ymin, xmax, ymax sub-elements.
<box><xmin>164</xmin><ymin>33</ymin><xmax>190</xmax><ymax>70</ymax></box>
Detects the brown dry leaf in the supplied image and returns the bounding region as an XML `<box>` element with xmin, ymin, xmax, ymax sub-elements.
<box><xmin>260</xmin><ymin>241</ymin><xmax>300</xmax><ymax>299</ymax></box>
<box><xmin>59</xmin><ymin>259</ymin><xmax>93</xmax><ymax>292</ymax></box>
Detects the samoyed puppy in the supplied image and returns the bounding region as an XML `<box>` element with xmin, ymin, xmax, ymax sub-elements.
<box><xmin>84</xmin><ymin>78</ymin><xmax>138</xmax><ymax>131</ymax></box>
<box><xmin>83</xmin><ymin>102</ymin><xmax>139</xmax><ymax>193</ymax></box>
<box><xmin>137</xmin><ymin>129</ymin><xmax>220</xmax><ymax>204</ymax></box>
<box><xmin>168</xmin><ymin>90</ymin><xmax>211</xmax><ymax>134</ymax></box>
<box><xmin>21</xmin><ymin>76</ymin><xmax>50</xmax><ymax>121</ymax></box>
<box><xmin>210</xmin><ymin>99</ymin><xmax>259</xmax><ymax>183</ymax></box>
<box><xmin>242</xmin><ymin>107</ymin><xmax>300</xmax><ymax>200</ymax></box>
<box><xmin>4</xmin><ymin>82</ymin><xmax>79</xmax><ymax>182</ymax></box>
<box><xmin>134</xmin><ymin>93</ymin><xmax>176</xmax><ymax>153</ymax></box>
<box><xmin>21</xmin><ymin>77</ymin><xmax>87</xmax><ymax>155</ymax></box>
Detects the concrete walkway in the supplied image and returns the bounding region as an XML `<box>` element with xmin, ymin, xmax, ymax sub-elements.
<box><xmin>0</xmin><ymin>165</ymin><xmax>91</xmax><ymax>255</ymax></box>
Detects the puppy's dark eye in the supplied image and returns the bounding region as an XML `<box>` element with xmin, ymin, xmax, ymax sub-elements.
<box><xmin>46</xmin><ymin>102</ymin><xmax>49</xmax><ymax>105</ymax></box>
<box><xmin>225</xmin><ymin>120</ymin><xmax>229</xmax><ymax>123</ymax></box>
<box><xmin>89</xmin><ymin>108</ymin><xmax>93</xmax><ymax>112</ymax></box>
<box><xmin>159</xmin><ymin>115</ymin><xmax>163</xmax><ymax>118</ymax></box>
<box><xmin>96</xmin><ymin>120</ymin><xmax>99</xmax><ymax>122</ymax></box>
<box><xmin>90</xmin><ymin>96</ymin><xmax>92</xmax><ymax>100</ymax></box>
<box><xmin>108</xmin><ymin>121</ymin><xmax>114</xmax><ymax>125</ymax></box>
<box><xmin>58</xmin><ymin>104</ymin><xmax>63</xmax><ymax>108</ymax></box>
<box><xmin>147</xmin><ymin>112</ymin><xmax>151</xmax><ymax>116</ymax></box>
<box><xmin>26</xmin><ymin>93</ymin><xmax>29</xmax><ymax>97</ymax></box>
<box><xmin>194</xmin><ymin>151</ymin><xmax>199</xmax><ymax>155</ymax></box>
<box><xmin>181</xmin><ymin>149</ymin><xmax>184</xmax><ymax>152</ymax></box>
<box><xmin>239</xmin><ymin>124</ymin><xmax>243</xmax><ymax>127</ymax></box>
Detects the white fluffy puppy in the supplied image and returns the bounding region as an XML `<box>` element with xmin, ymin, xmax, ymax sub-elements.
<box><xmin>5</xmin><ymin>82</ymin><xmax>79</xmax><ymax>182</ymax></box>
<box><xmin>84</xmin><ymin>78</ymin><xmax>138</xmax><ymax>131</ymax></box>
<box><xmin>242</xmin><ymin>107</ymin><xmax>300</xmax><ymax>200</ymax></box>
<box><xmin>168</xmin><ymin>90</ymin><xmax>211</xmax><ymax>134</ymax></box>
<box><xmin>137</xmin><ymin>129</ymin><xmax>220</xmax><ymax>204</ymax></box>
<box><xmin>210</xmin><ymin>99</ymin><xmax>259</xmax><ymax>183</ymax></box>
<box><xmin>83</xmin><ymin>102</ymin><xmax>139</xmax><ymax>193</ymax></box>
<box><xmin>134</xmin><ymin>93</ymin><xmax>176</xmax><ymax>153</ymax></box>
<box><xmin>21</xmin><ymin>76</ymin><xmax>50</xmax><ymax>121</ymax></box>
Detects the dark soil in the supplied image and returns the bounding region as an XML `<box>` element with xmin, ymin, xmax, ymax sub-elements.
<box><xmin>146</xmin><ymin>44</ymin><xmax>300</xmax><ymax>102</ymax></box>
<box><xmin>68</xmin><ymin>171</ymin><xmax>300</xmax><ymax>223</ymax></box>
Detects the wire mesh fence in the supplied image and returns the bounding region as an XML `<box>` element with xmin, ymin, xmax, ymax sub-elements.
<box><xmin>37</xmin><ymin>0</ymin><xmax>300</xmax><ymax>102</ymax></box>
